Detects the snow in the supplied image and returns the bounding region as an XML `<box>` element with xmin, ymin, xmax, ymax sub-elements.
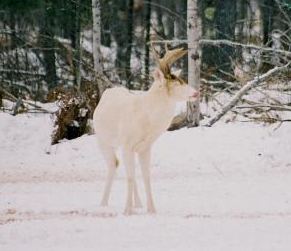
<box><xmin>1</xmin><ymin>109</ymin><xmax>291</xmax><ymax>251</ymax></box>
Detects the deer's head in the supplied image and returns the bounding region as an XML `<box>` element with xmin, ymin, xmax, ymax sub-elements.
<box><xmin>152</xmin><ymin>45</ymin><xmax>199</xmax><ymax>102</ymax></box>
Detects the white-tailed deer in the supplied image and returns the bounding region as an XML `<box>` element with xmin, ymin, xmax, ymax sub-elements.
<box><xmin>93</xmin><ymin>47</ymin><xmax>199</xmax><ymax>215</ymax></box>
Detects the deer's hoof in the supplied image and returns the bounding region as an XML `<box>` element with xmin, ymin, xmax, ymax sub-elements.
<box><xmin>147</xmin><ymin>207</ymin><xmax>156</xmax><ymax>214</ymax></box>
<box><xmin>124</xmin><ymin>207</ymin><xmax>134</xmax><ymax>216</ymax></box>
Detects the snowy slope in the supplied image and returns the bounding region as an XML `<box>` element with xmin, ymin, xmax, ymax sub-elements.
<box><xmin>1</xmin><ymin>111</ymin><xmax>291</xmax><ymax>251</ymax></box>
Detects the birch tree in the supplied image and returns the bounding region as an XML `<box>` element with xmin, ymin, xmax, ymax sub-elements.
<box><xmin>92</xmin><ymin>0</ymin><xmax>103</xmax><ymax>75</ymax></box>
<box><xmin>92</xmin><ymin>0</ymin><xmax>112</xmax><ymax>96</ymax></box>
<box><xmin>241</xmin><ymin>0</ymin><xmax>264</xmax><ymax>73</ymax></box>
<box><xmin>187</xmin><ymin>0</ymin><xmax>202</xmax><ymax>126</ymax></box>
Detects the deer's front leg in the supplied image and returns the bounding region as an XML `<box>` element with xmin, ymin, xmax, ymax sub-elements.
<box><xmin>122</xmin><ymin>148</ymin><xmax>136</xmax><ymax>215</ymax></box>
<box><xmin>138</xmin><ymin>147</ymin><xmax>156</xmax><ymax>214</ymax></box>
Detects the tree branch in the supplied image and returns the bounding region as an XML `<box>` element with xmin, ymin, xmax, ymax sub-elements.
<box><xmin>149</xmin><ymin>39</ymin><xmax>291</xmax><ymax>57</ymax></box>
<box><xmin>0</xmin><ymin>68</ymin><xmax>45</xmax><ymax>76</ymax></box>
<box><xmin>236</xmin><ymin>104</ymin><xmax>291</xmax><ymax>112</ymax></box>
<box><xmin>200</xmin><ymin>39</ymin><xmax>291</xmax><ymax>57</ymax></box>
<box><xmin>205</xmin><ymin>62</ymin><xmax>291</xmax><ymax>127</ymax></box>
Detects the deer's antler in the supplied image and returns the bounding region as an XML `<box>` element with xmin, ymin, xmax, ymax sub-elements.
<box><xmin>152</xmin><ymin>44</ymin><xmax>187</xmax><ymax>77</ymax></box>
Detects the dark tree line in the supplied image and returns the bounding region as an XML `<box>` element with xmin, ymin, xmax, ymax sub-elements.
<box><xmin>0</xmin><ymin>0</ymin><xmax>290</xmax><ymax>101</ymax></box>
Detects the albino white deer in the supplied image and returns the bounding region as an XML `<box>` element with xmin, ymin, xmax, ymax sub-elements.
<box><xmin>93</xmin><ymin>47</ymin><xmax>199</xmax><ymax>215</ymax></box>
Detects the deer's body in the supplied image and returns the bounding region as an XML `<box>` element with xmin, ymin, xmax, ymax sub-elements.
<box><xmin>93</xmin><ymin>48</ymin><xmax>199</xmax><ymax>214</ymax></box>
<box><xmin>94</xmin><ymin>85</ymin><xmax>176</xmax><ymax>152</ymax></box>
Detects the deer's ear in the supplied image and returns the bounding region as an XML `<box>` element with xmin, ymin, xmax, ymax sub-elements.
<box><xmin>172</xmin><ymin>69</ymin><xmax>182</xmax><ymax>77</ymax></box>
<box><xmin>153</xmin><ymin>68</ymin><xmax>165</xmax><ymax>82</ymax></box>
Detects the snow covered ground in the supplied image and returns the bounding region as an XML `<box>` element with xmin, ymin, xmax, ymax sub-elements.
<box><xmin>1</xmin><ymin>110</ymin><xmax>291</xmax><ymax>251</ymax></box>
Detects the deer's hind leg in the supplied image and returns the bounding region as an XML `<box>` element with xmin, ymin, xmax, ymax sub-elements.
<box><xmin>99</xmin><ymin>142</ymin><xmax>118</xmax><ymax>207</ymax></box>
<box><xmin>133</xmin><ymin>178</ymin><xmax>142</xmax><ymax>208</ymax></box>
<box><xmin>123</xmin><ymin>148</ymin><xmax>143</xmax><ymax>215</ymax></box>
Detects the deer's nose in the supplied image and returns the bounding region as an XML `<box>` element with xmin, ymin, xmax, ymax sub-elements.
<box><xmin>191</xmin><ymin>90</ymin><xmax>199</xmax><ymax>98</ymax></box>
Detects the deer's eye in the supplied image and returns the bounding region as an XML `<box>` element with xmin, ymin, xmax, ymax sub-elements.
<box><xmin>176</xmin><ymin>77</ymin><xmax>186</xmax><ymax>85</ymax></box>
<box><xmin>181</xmin><ymin>80</ymin><xmax>187</xmax><ymax>85</ymax></box>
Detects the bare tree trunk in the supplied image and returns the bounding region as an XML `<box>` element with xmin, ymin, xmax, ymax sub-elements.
<box><xmin>144</xmin><ymin>0</ymin><xmax>151</xmax><ymax>90</ymax></box>
<box><xmin>100</xmin><ymin>0</ymin><xmax>111</xmax><ymax>47</ymax></box>
<box><xmin>213</xmin><ymin>0</ymin><xmax>236</xmax><ymax>73</ymax></box>
<box><xmin>174</xmin><ymin>0</ymin><xmax>187</xmax><ymax>72</ymax></box>
<box><xmin>72</xmin><ymin>0</ymin><xmax>81</xmax><ymax>89</ymax></box>
<box><xmin>112</xmin><ymin>1</ymin><xmax>128</xmax><ymax>84</ymax></box>
<box><xmin>187</xmin><ymin>0</ymin><xmax>202</xmax><ymax>127</ymax></box>
<box><xmin>92</xmin><ymin>0</ymin><xmax>103</xmax><ymax>75</ymax></box>
<box><xmin>271</xmin><ymin>0</ymin><xmax>287</xmax><ymax>66</ymax></box>
<box><xmin>242</xmin><ymin>0</ymin><xmax>264</xmax><ymax>73</ymax></box>
<box><xmin>163</xmin><ymin>1</ymin><xmax>174</xmax><ymax>39</ymax></box>
<box><xmin>40</xmin><ymin>2</ymin><xmax>57</xmax><ymax>90</ymax></box>
<box><xmin>155</xmin><ymin>0</ymin><xmax>165</xmax><ymax>39</ymax></box>
<box><xmin>126</xmin><ymin>0</ymin><xmax>134</xmax><ymax>89</ymax></box>
<box><xmin>0</xmin><ymin>89</ymin><xmax>3</xmax><ymax>108</ymax></box>
<box><xmin>9</xmin><ymin>12</ymin><xmax>18</xmax><ymax>90</ymax></box>
<box><xmin>235</xmin><ymin>0</ymin><xmax>244</xmax><ymax>41</ymax></box>
<box><xmin>92</xmin><ymin>0</ymin><xmax>108</xmax><ymax>96</ymax></box>
<box><xmin>174</xmin><ymin>1</ymin><xmax>185</xmax><ymax>40</ymax></box>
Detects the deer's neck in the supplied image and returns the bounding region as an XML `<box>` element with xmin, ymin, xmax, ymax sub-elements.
<box><xmin>144</xmin><ymin>82</ymin><xmax>176</xmax><ymax>125</ymax></box>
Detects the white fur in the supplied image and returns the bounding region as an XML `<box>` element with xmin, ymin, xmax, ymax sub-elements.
<box><xmin>93</xmin><ymin>69</ymin><xmax>198</xmax><ymax>215</ymax></box>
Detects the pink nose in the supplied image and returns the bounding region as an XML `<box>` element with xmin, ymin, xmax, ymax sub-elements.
<box><xmin>191</xmin><ymin>90</ymin><xmax>199</xmax><ymax>98</ymax></box>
